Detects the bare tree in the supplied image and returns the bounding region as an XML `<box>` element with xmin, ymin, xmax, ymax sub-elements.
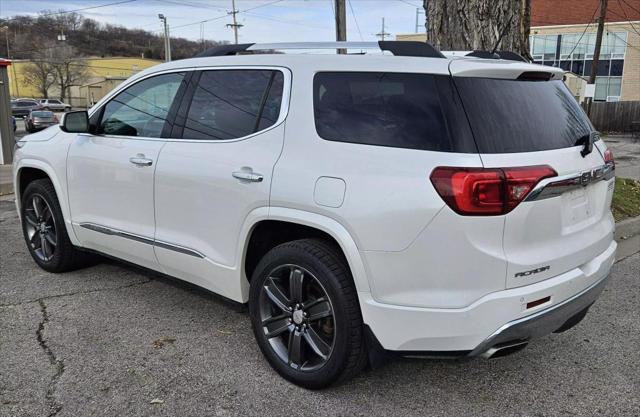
<box><xmin>51</xmin><ymin>45</ymin><xmax>90</xmax><ymax>102</ymax></box>
<box><xmin>424</xmin><ymin>0</ymin><xmax>531</xmax><ymax>59</ymax></box>
<box><xmin>22</xmin><ymin>60</ymin><xmax>56</xmax><ymax>98</ymax></box>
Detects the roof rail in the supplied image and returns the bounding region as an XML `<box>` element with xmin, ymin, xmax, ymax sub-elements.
<box><xmin>465</xmin><ymin>50</ymin><xmax>528</xmax><ymax>62</ymax></box>
<box><xmin>193</xmin><ymin>41</ymin><xmax>445</xmax><ymax>59</ymax></box>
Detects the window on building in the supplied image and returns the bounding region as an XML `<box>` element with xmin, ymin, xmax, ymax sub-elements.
<box><xmin>594</xmin><ymin>77</ymin><xmax>623</xmax><ymax>101</ymax></box>
<box><xmin>532</xmin><ymin>31</ymin><xmax>628</xmax><ymax>83</ymax></box>
<box><xmin>610</xmin><ymin>59</ymin><xmax>624</xmax><ymax>76</ymax></box>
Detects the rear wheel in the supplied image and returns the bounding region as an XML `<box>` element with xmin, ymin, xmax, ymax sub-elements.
<box><xmin>21</xmin><ymin>179</ymin><xmax>95</xmax><ymax>272</ymax></box>
<box><xmin>249</xmin><ymin>239</ymin><xmax>367</xmax><ymax>389</ymax></box>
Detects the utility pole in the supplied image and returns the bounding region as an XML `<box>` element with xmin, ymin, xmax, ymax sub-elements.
<box><xmin>158</xmin><ymin>14</ymin><xmax>171</xmax><ymax>61</ymax></box>
<box><xmin>376</xmin><ymin>18</ymin><xmax>390</xmax><ymax>41</ymax></box>
<box><xmin>335</xmin><ymin>0</ymin><xmax>347</xmax><ymax>54</ymax></box>
<box><xmin>1</xmin><ymin>27</ymin><xmax>18</xmax><ymax>97</ymax></box>
<box><xmin>415</xmin><ymin>8</ymin><xmax>425</xmax><ymax>33</ymax></box>
<box><xmin>227</xmin><ymin>0</ymin><xmax>243</xmax><ymax>45</ymax></box>
<box><xmin>587</xmin><ymin>0</ymin><xmax>608</xmax><ymax>115</ymax></box>
<box><xmin>2</xmin><ymin>27</ymin><xmax>9</xmax><ymax>58</ymax></box>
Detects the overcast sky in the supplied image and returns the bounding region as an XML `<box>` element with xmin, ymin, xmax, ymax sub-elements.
<box><xmin>0</xmin><ymin>0</ymin><xmax>426</xmax><ymax>44</ymax></box>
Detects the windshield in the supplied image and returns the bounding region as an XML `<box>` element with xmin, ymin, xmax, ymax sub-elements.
<box><xmin>454</xmin><ymin>78</ymin><xmax>593</xmax><ymax>154</ymax></box>
<box><xmin>32</xmin><ymin>111</ymin><xmax>54</xmax><ymax>118</ymax></box>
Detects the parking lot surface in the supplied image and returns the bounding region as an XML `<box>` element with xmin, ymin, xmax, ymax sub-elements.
<box><xmin>604</xmin><ymin>135</ymin><xmax>640</xmax><ymax>181</ymax></box>
<box><xmin>1</xmin><ymin>197</ymin><xmax>639</xmax><ymax>417</ymax></box>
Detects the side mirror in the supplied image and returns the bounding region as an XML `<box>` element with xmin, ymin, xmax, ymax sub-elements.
<box><xmin>60</xmin><ymin>111</ymin><xmax>89</xmax><ymax>133</ymax></box>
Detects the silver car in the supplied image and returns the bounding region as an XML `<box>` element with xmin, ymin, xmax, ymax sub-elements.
<box><xmin>38</xmin><ymin>99</ymin><xmax>71</xmax><ymax>112</ymax></box>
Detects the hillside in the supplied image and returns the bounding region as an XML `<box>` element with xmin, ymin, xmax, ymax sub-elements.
<box><xmin>0</xmin><ymin>12</ymin><xmax>225</xmax><ymax>60</ymax></box>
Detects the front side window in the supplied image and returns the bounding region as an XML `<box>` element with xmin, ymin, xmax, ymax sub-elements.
<box><xmin>100</xmin><ymin>72</ymin><xmax>185</xmax><ymax>137</ymax></box>
<box><xmin>182</xmin><ymin>70</ymin><xmax>284</xmax><ymax>140</ymax></box>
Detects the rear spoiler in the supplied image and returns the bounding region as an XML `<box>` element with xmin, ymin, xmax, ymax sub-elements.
<box><xmin>448</xmin><ymin>58</ymin><xmax>564</xmax><ymax>81</ymax></box>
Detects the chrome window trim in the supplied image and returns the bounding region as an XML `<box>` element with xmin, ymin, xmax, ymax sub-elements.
<box><xmin>78</xmin><ymin>222</ymin><xmax>205</xmax><ymax>258</ymax></box>
<box><xmin>525</xmin><ymin>162</ymin><xmax>615</xmax><ymax>202</ymax></box>
<box><xmin>85</xmin><ymin>65</ymin><xmax>292</xmax><ymax>144</ymax></box>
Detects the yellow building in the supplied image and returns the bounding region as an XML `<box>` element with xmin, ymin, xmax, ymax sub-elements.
<box><xmin>8</xmin><ymin>57</ymin><xmax>161</xmax><ymax>105</ymax></box>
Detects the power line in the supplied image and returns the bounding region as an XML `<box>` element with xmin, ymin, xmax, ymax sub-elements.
<box><xmin>620</xmin><ymin>0</ymin><xmax>640</xmax><ymax>14</ymax></box>
<box><xmin>153</xmin><ymin>0</ymin><xmax>285</xmax><ymax>34</ymax></box>
<box><xmin>565</xmin><ymin>5</ymin><xmax>599</xmax><ymax>58</ymax></box>
<box><xmin>347</xmin><ymin>0</ymin><xmax>364</xmax><ymax>41</ymax></box>
<box><xmin>615</xmin><ymin>0</ymin><xmax>640</xmax><ymax>37</ymax></box>
<box><xmin>243</xmin><ymin>11</ymin><xmax>332</xmax><ymax>30</ymax></box>
<box><xmin>395</xmin><ymin>0</ymin><xmax>421</xmax><ymax>7</ymax></box>
<box><xmin>0</xmin><ymin>0</ymin><xmax>138</xmax><ymax>23</ymax></box>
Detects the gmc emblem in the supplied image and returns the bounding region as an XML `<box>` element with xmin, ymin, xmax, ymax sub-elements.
<box><xmin>515</xmin><ymin>265</ymin><xmax>550</xmax><ymax>278</ymax></box>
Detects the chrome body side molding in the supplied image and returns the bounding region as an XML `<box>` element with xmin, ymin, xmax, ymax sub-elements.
<box><xmin>78</xmin><ymin>223</ymin><xmax>205</xmax><ymax>258</ymax></box>
<box><xmin>525</xmin><ymin>162</ymin><xmax>615</xmax><ymax>202</ymax></box>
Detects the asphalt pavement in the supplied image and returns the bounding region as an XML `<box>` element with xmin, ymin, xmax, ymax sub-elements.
<box><xmin>1</xmin><ymin>197</ymin><xmax>639</xmax><ymax>416</ymax></box>
<box><xmin>604</xmin><ymin>135</ymin><xmax>640</xmax><ymax>181</ymax></box>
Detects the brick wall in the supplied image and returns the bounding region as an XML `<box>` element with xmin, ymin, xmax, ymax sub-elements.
<box><xmin>532</xmin><ymin>0</ymin><xmax>640</xmax><ymax>26</ymax></box>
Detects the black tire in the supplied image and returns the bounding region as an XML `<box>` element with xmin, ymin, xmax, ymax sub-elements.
<box><xmin>21</xmin><ymin>179</ymin><xmax>95</xmax><ymax>272</ymax></box>
<box><xmin>249</xmin><ymin>239</ymin><xmax>367</xmax><ymax>389</ymax></box>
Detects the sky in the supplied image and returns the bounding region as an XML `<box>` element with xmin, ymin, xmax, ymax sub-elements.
<box><xmin>0</xmin><ymin>0</ymin><xmax>426</xmax><ymax>44</ymax></box>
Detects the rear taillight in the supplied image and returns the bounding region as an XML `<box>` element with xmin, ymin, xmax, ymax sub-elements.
<box><xmin>430</xmin><ymin>165</ymin><xmax>557</xmax><ymax>216</ymax></box>
<box><xmin>603</xmin><ymin>149</ymin><xmax>615</xmax><ymax>169</ymax></box>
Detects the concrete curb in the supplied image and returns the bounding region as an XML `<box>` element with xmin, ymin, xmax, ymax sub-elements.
<box><xmin>0</xmin><ymin>183</ymin><xmax>13</xmax><ymax>196</ymax></box>
<box><xmin>615</xmin><ymin>216</ymin><xmax>640</xmax><ymax>241</ymax></box>
<box><xmin>615</xmin><ymin>216</ymin><xmax>640</xmax><ymax>261</ymax></box>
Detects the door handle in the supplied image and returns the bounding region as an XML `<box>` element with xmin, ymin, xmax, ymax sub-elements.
<box><xmin>232</xmin><ymin>171</ymin><xmax>264</xmax><ymax>182</ymax></box>
<box><xmin>129</xmin><ymin>154</ymin><xmax>153</xmax><ymax>167</ymax></box>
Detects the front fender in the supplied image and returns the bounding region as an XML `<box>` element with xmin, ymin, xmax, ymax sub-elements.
<box><xmin>14</xmin><ymin>158</ymin><xmax>80</xmax><ymax>246</ymax></box>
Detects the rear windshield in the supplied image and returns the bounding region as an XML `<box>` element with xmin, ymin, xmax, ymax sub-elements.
<box><xmin>32</xmin><ymin>111</ymin><xmax>54</xmax><ymax>117</ymax></box>
<box><xmin>313</xmin><ymin>72</ymin><xmax>476</xmax><ymax>153</ymax></box>
<box><xmin>454</xmin><ymin>78</ymin><xmax>593</xmax><ymax>153</ymax></box>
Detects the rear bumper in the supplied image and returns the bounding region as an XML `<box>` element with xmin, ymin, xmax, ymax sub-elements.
<box><xmin>469</xmin><ymin>272</ymin><xmax>608</xmax><ymax>357</ymax></box>
<box><xmin>360</xmin><ymin>239</ymin><xmax>616</xmax><ymax>352</ymax></box>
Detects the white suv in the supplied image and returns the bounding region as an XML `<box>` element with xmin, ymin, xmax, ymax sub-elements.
<box><xmin>13</xmin><ymin>42</ymin><xmax>616</xmax><ymax>388</ymax></box>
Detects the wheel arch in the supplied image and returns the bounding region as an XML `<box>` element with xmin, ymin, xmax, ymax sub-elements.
<box><xmin>15</xmin><ymin>160</ymin><xmax>80</xmax><ymax>246</ymax></box>
<box><xmin>241</xmin><ymin>207</ymin><xmax>371</xmax><ymax>294</ymax></box>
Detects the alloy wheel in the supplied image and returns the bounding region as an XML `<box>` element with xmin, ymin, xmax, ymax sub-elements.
<box><xmin>258</xmin><ymin>264</ymin><xmax>336</xmax><ymax>371</ymax></box>
<box><xmin>24</xmin><ymin>194</ymin><xmax>57</xmax><ymax>262</ymax></box>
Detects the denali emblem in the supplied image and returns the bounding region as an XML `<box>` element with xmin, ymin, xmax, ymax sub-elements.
<box><xmin>515</xmin><ymin>266</ymin><xmax>550</xmax><ymax>278</ymax></box>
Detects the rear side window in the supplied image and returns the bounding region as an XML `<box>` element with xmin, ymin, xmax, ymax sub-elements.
<box><xmin>182</xmin><ymin>70</ymin><xmax>284</xmax><ymax>140</ymax></box>
<box><xmin>313</xmin><ymin>72</ymin><xmax>474</xmax><ymax>152</ymax></box>
<box><xmin>454</xmin><ymin>78</ymin><xmax>593</xmax><ymax>153</ymax></box>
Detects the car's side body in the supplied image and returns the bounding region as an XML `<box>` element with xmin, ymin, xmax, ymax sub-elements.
<box><xmin>13</xmin><ymin>50</ymin><xmax>616</xmax><ymax>360</ymax></box>
<box><xmin>11</xmin><ymin>100</ymin><xmax>41</xmax><ymax>118</ymax></box>
<box><xmin>39</xmin><ymin>99</ymin><xmax>71</xmax><ymax>112</ymax></box>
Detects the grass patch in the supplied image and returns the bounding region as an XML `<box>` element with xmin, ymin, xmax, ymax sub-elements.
<box><xmin>612</xmin><ymin>177</ymin><xmax>640</xmax><ymax>222</ymax></box>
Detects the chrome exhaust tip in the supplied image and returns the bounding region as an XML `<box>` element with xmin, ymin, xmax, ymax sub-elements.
<box><xmin>481</xmin><ymin>340</ymin><xmax>529</xmax><ymax>359</ymax></box>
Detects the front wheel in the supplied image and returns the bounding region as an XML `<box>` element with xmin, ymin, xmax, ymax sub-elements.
<box><xmin>249</xmin><ymin>239</ymin><xmax>367</xmax><ymax>389</ymax></box>
<box><xmin>21</xmin><ymin>179</ymin><xmax>95</xmax><ymax>272</ymax></box>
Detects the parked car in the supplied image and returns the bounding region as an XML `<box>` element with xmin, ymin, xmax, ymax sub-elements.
<box><xmin>25</xmin><ymin>110</ymin><xmax>58</xmax><ymax>133</ymax></box>
<box><xmin>11</xmin><ymin>100</ymin><xmax>42</xmax><ymax>118</ymax></box>
<box><xmin>38</xmin><ymin>99</ymin><xmax>72</xmax><ymax>112</ymax></box>
<box><xmin>12</xmin><ymin>42</ymin><xmax>617</xmax><ymax>389</ymax></box>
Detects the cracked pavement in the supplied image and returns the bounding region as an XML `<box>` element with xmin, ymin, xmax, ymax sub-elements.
<box><xmin>1</xmin><ymin>197</ymin><xmax>639</xmax><ymax>416</ymax></box>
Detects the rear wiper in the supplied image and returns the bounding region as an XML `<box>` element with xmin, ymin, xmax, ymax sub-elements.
<box><xmin>575</xmin><ymin>133</ymin><xmax>593</xmax><ymax>158</ymax></box>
